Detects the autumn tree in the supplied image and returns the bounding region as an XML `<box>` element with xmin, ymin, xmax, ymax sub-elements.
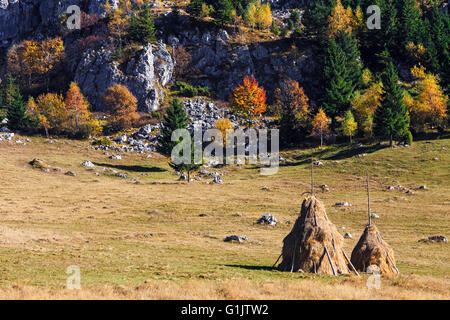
<box><xmin>7</xmin><ymin>38</ymin><xmax>64</xmax><ymax>90</ymax></box>
<box><xmin>311</xmin><ymin>108</ymin><xmax>330</xmax><ymax>148</ymax></box>
<box><xmin>229</xmin><ymin>74</ymin><xmax>267</xmax><ymax>124</ymax></box>
<box><xmin>351</xmin><ymin>82</ymin><xmax>383</xmax><ymax>137</ymax></box>
<box><xmin>407</xmin><ymin>65</ymin><xmax>448</xmax><ymax>133</ymax></box>
<box><xmin>65</xmin><ymin>82</ymin><xmax>102</xmax><ymax>138</ymax></box>
<box><xmin>340</xmin><ymin>109</ymin><xmax>358</xmax><ymax>143</ymax></box>
<box><xmin>103</xmin><ymin>84</ymin><xmax>139</xmax><ymax>131</ymax></box>
<box><xmin>275</xmin><ymin>79</ymin><xmax>310</xmax><ymax>145</ymax></box>
<box><xmin>328</xmin><ymin>0</ymin><xmax>353</xmax><ymax>39</ymax></box>
<box><xmin>27</xmin><ymin>93</ymin><xmax>68</xmax><ymax>137</ymax></box>
<box><xmin>214</xmin><ymin>118</ymin><xmax>233</xmax><ymax>145</ymax></box>
<box><xmin>108</xmin><ymin>5</ymin><xmax>130</xmax><ymax>48</ymax></box>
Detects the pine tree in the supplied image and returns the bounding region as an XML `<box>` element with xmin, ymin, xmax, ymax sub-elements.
<box><xmin>6</xmin><ymin>89</ymin><xmax>28</xmax><ymax>131</ymax></box>
<box><xmin>398</xmin><ymin>0</ymin><xmax>421</xmax><ymax>50</ymax></box>
<box><xmin>335</xmin><ymin>30</ymin><xmax>363</xmax><ymax>91</ymax></box>
<box><xmin>213</xmin><ymin>0</ymin><xmax>233</xmax><ymax>26</ymax></box>
<box><xmin>374</xmin><ymin>62</ymin><xmax>411</xmax><ymax>146</ymax></box>
<box><xmin>158</xmin><ymin>98</ymin><xmax>189</xmax><ymax>156</ymax></box>
<box><xmin>1</xmin><ymin>75</ymin><xmax>18</xmax><ymax>108</ymax></box>
<box><xmin>128</xmin><ymin>7</ymin><xmax>157</xmax><ymax>44</ymax></box>
<box><xmin>323</xmin><ymin>40</ymin><xmax>354</xmax><ymax>126</ymax></box>
<box><xmin>168</xmin><ymin>137</ymin><xmax>202</xmax><ymax>183</ymax></box>
<box><xmin>188</xmin><ymin>0</ymin><xmax>204</xmax><ymax>16</ymax></box>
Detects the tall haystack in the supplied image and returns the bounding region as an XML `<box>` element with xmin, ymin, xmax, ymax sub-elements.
<box><xmin>277</xmin><ymin>196</ymin><xmax>352</xmax><ymax>275</ymax></box>
<box><xmin>350</xmin><ymin>224</ymin><xmax>399</xmax><ymax>275</ymax></box>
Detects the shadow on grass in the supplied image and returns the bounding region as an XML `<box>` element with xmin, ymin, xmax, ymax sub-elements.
<box><xmin>224</xmin><ymin>264</ymin><xmax>275</xmax><ymax>271</ymax></box>
<box><xmin>93</xmin><ymin>162</ymin><xmax>167</xmax><ymax>173</ymax></box>
<box><xmin>279</xmin><ymin>143</ymin><xmax>388</xmax><ymax>167</ymax></box>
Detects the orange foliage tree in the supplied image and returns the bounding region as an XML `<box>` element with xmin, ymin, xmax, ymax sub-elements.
<box><xmin>311</xmin><ymin>108</ymin><xmax>330</xmax><ymax>147</ymax></box>
<box><xmin>103</xmin><ymin>84</ymin><xmax>139</xmax><ymax>131</ymax></box>
<box><xmin>65</xmin><ymin>82</ymin><xmax>102</xmax><ymax>137</ymax></box>
<box><xmin>229</xmin><ymin>75</ymin><xmax>267</xmax><ymax>123</ymax></box>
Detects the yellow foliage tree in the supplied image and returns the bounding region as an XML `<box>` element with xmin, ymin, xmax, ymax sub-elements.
<box><xmin>7</xmin><ymin>38</ymin><xmax>64</xmax><ymax>88</ymax></box>
<box><xmin>328</xmin><ymin>0</ymin><xmax>354</xmax><ymax>38</ymax></box>
<box><xmin>311</xmin><ymin>108</ymin><xmax>330</xmax><ymax>147</ymax></box>
<box><xmin>351</xmin><ymin>82</ymin><xmax>383</xmax><ymax>137</ymax></box>
<box><xmin>214</xmin><ymin>118</ymin><xmax>233</xmax><ymax>144</ymax></box>
<box><xmin>27</xmin><ymin>93</ymin><xmax>68</xmax><ymax>137</ymax></box>
<box><xmin>408</xmin><ymin>66</ymin><xmax>448</xmax><ymax>132</ymax></box>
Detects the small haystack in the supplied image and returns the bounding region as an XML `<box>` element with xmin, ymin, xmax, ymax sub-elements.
<box><xmin>350</xmin><ymin>224</ymin><xmax>399</xmax><ymax>275</ymax></box>
<box><xmin>350</xmin><ymin>173</ymin><xmax>400</xmax><ymax>275</ymax></box>
<box><xmin>277</xmin><ymin>196</ymin><xmax>353</xmax><ymax>275</ymax></box>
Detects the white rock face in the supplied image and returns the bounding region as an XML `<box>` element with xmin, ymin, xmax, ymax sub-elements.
<box><xmin>75</xmin><ymin>43</ymin><xmax>174</xmax><ymax>112</ymax></box>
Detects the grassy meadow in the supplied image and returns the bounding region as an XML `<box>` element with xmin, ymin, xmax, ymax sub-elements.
<box><xmin>0</xmin><ymin>134</ymin><xmax>449</xmax><ymax>299</ymax></box>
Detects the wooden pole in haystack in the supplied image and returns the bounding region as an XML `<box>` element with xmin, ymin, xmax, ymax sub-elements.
<box><xmin>367</xmin><ymin>172</ymin><xmax>371</xmax><ymax>226</ymax></box>
<box><xmin>311</xmin><ymin>158</ymin><xmax>314</xmax><ymax>196</ymax></box>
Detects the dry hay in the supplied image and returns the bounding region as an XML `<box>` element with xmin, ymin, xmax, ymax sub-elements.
<box><xmin>277</xmin><ymin>196</ymin><xmax>351</xmax><ymax>275</ymax></box>
<box><xmin>350</xmin><ymin>224</ymin><xmax>399</xmax><ymax>275</ymax></box>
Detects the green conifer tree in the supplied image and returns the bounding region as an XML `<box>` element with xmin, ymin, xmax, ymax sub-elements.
<box><xmin>374</xmin><ymin>62</ymin><xmax>411</xmax><ymax>146</ymax></box>
<box><xmin>158</xmin><ymin>98</ymin><xmax>189</xmax><ymax>156</ymax></box>
<box><xmin>7</xmin><ymin>89</ymin><xmax>28</xmax><ymax>131</ymax></box>
<box><xmin>323</xmin><ymin>40</ymin><xmax>354</xmax><ymax>126</ymax></box>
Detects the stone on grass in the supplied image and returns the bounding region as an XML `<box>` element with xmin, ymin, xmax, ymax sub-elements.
<box><xmin>82</xmin><ymin>160</ymin><xmax>95</xmax><ymax>167</ymax></box>
<box><xmin>224</xmin><ymin>235</ymin><xmax>248</xmax><ymax>243</ymax></box>
<box><xmin>257</xmin><ymin>214</ymin><xmax>278</xmax><ymax>226</ymax></box>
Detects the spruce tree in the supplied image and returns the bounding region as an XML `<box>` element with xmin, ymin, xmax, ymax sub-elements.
<box><xmin>187</xmin><ymin>0</ymin><xmax>204</xmax><ymax>16</ymax></box>
<box><xmin>168</xmin><ymin>137</ymin><xmax>202</xmax><ymax>183</ymax></box>
<box><xmin>128</xmin><ymin>7</ymin><xmax>157</xmax><ymax>44</ymax></box>
<box><xmin>323</xmin><ymin>40</ymin><xmax>353</xmax><ymax>126</ymax></box>
<box><xmin>7</xmin><ymin>90</ymin><xmax>28</xmax><ymax>131</ymax></box>
<box><xmin>374</xmin><ymin>62</ymin><xmax>410</xmax><ymax>146</ymax></box>
<box><xmin>213</xmin><ymin>0</ymin><xmax>233</xmax><ymax>26</ymax></box>
<box><xmin>398</xmin><ymin>0</ymin><xmax>421</xmax><ymax>50</ymax></box>
<box><xmin>335</xmin><ymin>30</ymin><xmax>363</xmax><ymax>92</ymax></box>
<box><xmin>158</xmin><ymin>98</ymin><xmax>189</xmax><ymax>156</ymax></box>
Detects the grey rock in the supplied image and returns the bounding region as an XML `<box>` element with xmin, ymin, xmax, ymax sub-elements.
<box><xmin>257</xmin><ymin>214</ymin><xmax>278</xmax><ymax>226</ymax></box>
<box><xmin>224</xmin><ymin>235</ymin><xmax>248</xmax><ymax>243</ymax></box>
<box><xmin>335</xmin><ymin>202</ymin><xmax>349</xmax><ymax>207</ymax></box>
<box><xmin>344</xmin><ymin>232</ymin><xmax>352</xmax><ymax>239</ymax></box>
<box><xmin>82</xmin><ymin>160</ymin><xmax>95</xmax><ymax>167</ymax></box>
<box><xmin>65</xmin><ymin>171</ymin><xmax>77</xmax><ymax>176</ymax></box>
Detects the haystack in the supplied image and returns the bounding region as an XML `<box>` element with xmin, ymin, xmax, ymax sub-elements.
<box><xmin>350</xmin><ymin>224</ymin><xmax>399</xmax><ymax>275</ymax></box>
<box><xmin>277</xmin><ymin>196</ymin><xmax>352</xmax><ymax>275</ymax></box>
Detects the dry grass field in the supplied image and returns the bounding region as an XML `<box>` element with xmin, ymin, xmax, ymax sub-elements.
<box><xmin>0</xmin><ymin>134</ymin><xmax>449</xmax><ymax>299</ymax></box>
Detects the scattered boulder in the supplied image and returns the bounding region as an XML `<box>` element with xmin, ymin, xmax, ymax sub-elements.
<box><xmin>82</xmin><ymin>160</ymin><xmax>95</xmax><ymax>168</ymax></box>
<box><xmin>370</xmin><ymin>213</ymin><xmax>380</xmax><ymax>219</ymax></box>
<box><xmin>419</xmin><ymin>235</ymin><xmax>448</xmax><ymax>243</ymax></box>
<box><xmin>212</xmin><ymin>176</ymin><xmax>223</xmax><ymax>184</ymax></box>
<box><xmin>313</xmin><ymin>161</ymin><xmax>323</xmax><ymax>166</ymax></box>
<box><xmin>344</xmin><ymin>232</ymin><xmax>353</xmax><ymax>239</ymax></box>
<box><xmin>109</xmin><ymin>155</ymin><xmax>122</xmax><ymax>160</ymax></box>
<box><xmin>387</xmin><ymin>186</ymin><xmax>395</xmax><ymax>191</ymax></box>
<box><xmin>65</xmin><ymin>171</ymin><xmax>77</xmax><ymax>176</ymax></box>
<box><xmin>257</xmin><ymin>214</ymin><xmax>278</xmax><ymax>226</ymax></box>
<box><xmin>29</xmin><ymin>158</ymin><xmax>49</xmax><ymax>170</ymax></box>
<box><xmin>224</xmin><ymin>235</ymin><xmax>248</xmax><ymax>243</ymax></box>
<box><xmin>320</xmin><ymin>184</ymin><xmax>330</xmax><ymax>192</ymax></box>
<box><xmin>419</xmin><ymin>185</ymin><xmax>427</xmax><ymax>190</ymax></box>
<box><xmin>335</xmin><ymin>201</ymin><xmax>349</xmax><ymax>207</ymax></box>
